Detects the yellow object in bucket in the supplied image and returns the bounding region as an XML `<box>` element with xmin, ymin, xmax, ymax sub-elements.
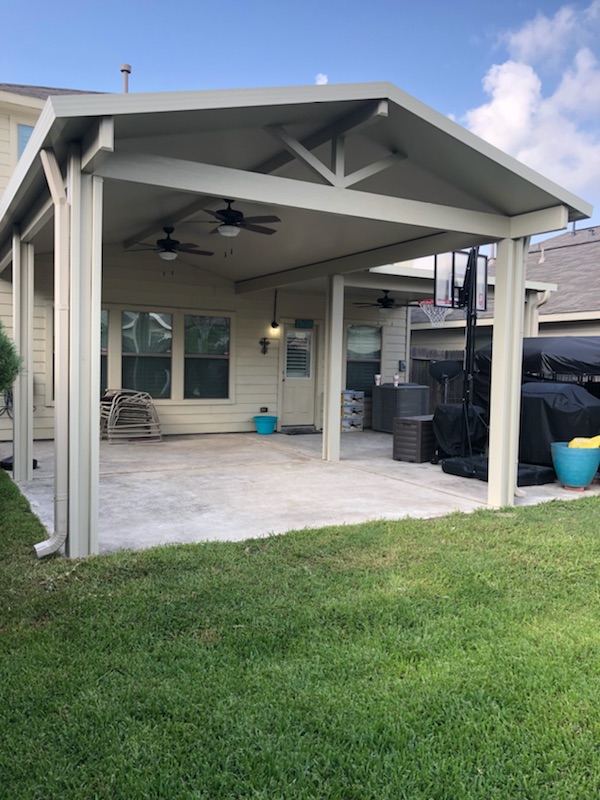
<box><xmin>568</xmin><ymin>435</ymin><xmax>600</xmax><ymax>448</ymax></box>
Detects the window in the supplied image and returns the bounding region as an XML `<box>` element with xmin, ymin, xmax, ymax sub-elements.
<box><xmin>346</xmin><ymin>325</ymin><xmax>381</xmax><ymax>397</ymax></box>
<box><xmin>17</xmin><ymin>124</ymin><xmax>34</xmax><ymax>159</ymax></box>
<box><xmin>184</xmin><ymin>315</ymin><xmax>230</xmax><ymax>398</ymax></box>
<box><xmin>122</xmin><ymin>311</ymin><xmax>172</xmax><ymax>398</ymax></box>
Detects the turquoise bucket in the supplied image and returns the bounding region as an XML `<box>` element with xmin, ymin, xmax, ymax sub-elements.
<box><xmin>254</xmin><ymin>415</ymin><xmax>278</xmax><ymax>435</ymax></box>
<box><xmin>551</xmin><ymin>442</ymin><xmax>600</xmax><ymax>489</ymax></box>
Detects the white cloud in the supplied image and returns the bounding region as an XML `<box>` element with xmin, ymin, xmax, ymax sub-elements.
<box><xmin>464</xmin><ymin>1</ymin><xmax>600</xmax><ymax>208</ymax></box>
<box><xmin>315</xmin><ymin>73</ymin><xmax>328</xmax><ymax>85</ymax></box>
<box><xmin>503</xmin><ymin>5</ymin><xmax>578</xmax><ymax>65</ymax></box>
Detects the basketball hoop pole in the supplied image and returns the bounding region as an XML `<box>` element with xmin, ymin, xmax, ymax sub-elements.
<box><xmin>461</xmin><ymin>247</ymin><xmax>480</xmax><ymax>456</ymax></box>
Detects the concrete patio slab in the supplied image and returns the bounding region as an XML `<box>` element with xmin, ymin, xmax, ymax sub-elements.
<box><xmin>13</xmin><ymin>430</ymin><xmax>600</xmax><ymax>555</ymax></box>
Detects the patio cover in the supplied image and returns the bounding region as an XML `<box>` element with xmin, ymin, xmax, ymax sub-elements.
<box><xmin>0</xmin><ymin>81</ymin><xmax>592</xmax><ymax>556</ymax></box>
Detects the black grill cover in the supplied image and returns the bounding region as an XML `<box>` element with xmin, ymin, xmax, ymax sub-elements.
<box><xmin>473</xmin><ymin>336</ymin><xmax>600</xmax><ymax>409</ymax></box>
<box><xmin>519</xmin><ymin>382</ymin><xmax>600</xmax><ymax>466</ymax></box>
<box><xmin>432</xmin><ymin>403</ymin><xmax>488</xmax><ymax>457</ymax></box>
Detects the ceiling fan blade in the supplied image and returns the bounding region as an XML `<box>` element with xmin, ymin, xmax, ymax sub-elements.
<box><xmin>178</xmin><ymin>246</ymin><xmax>214</xmax><ymax>256</ymax></box>
<box><xmin>129</xmin><ymin>245</ymin><xmax>159</xmax><ymax>252</ymax></box>
<box><xmin>201</xmin><ymin>209</ymin><xmax>222</xmax><ymax>220</ymax></box>
<box><xmin>177</xmin><ymin>242</ymin><xmax>202</xmax><ymax>248</ymax></box>
<box><xmin>242</xmin><ymin>223</ymin><xmax>277</xmax><ymax>235</ymax></box>
<box><xmin>243</xmin><ymin>215</ymin><xmax>281</xmax><ymax>224</ymax></box>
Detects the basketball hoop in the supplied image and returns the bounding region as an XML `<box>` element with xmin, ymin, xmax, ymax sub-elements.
<box><xmin>418</xmin><ymin>299</ymin><xmax>450</xmax><ymax>327</ymax></box>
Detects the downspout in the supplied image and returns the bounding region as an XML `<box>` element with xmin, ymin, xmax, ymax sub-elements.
<box><xmin>35</xmin><ymin>149</ymin><xmax>70</xmax><ymax>558</ymax></box>
<box><xmin>523</xmin><ymin>289</ymin><xmax>551</xmax><ymax>337</ymax></box>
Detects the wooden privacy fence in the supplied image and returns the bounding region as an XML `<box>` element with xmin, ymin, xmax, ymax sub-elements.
<box><xmin>410</xmin><ymin>347</ymin><xmax>465</xmax><ymax>414</ymax></box>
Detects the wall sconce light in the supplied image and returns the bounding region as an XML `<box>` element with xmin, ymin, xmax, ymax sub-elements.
<box><xmin>259</xmin><ymin>337</ymin><xmax>270</xmax><ymax>354</ymax></box>
<box><xmin>271</xmin><ymin>289</ymin><xmax>279</xmax><ymax>329</ymax></box>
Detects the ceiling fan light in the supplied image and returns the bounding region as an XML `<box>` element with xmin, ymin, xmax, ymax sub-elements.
<box><xmin>218</xmin><ymin>224</ymin><xmax>240</xmax><ymax>238</ymax></box>
<box><xmin>159</xmin><ymin>250</ymin><xmax>177</xmax><ymax>261</ymax></box>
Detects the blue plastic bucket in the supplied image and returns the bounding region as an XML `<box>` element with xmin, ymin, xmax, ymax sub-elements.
<box><xmin>254</xmin><ymin>415</ymin><xmax>278</xmax><ymax>435</ymax></box>
<box><xmin>551</xmin><ymin>441</ymin><xmax>600</xmax><ymax>489</ymax></box>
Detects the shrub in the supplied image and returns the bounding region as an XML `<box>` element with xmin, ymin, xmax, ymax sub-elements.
<box><xmin>0</xmin><ymin>321</ymin><xmax>21</xmax><ymax>394</ymax></box>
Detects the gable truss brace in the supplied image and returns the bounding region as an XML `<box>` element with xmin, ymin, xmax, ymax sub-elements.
<box><xmin>264</xmin><ymin>123</ymin><xmax>406</xmax><ymax>188</ymax></box>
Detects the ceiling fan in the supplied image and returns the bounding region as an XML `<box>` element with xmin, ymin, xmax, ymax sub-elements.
<box><xmin>130</xmin><ymin>226</ymin><xmax>214</xmax><ymax>260</ymax></box>
<box><xmin>353</xmin><ymin>290</ymin><xmax>407</xmax><ymax>311</ymax></box>
<box><xmin>198</xmin><ymin>199</ymin><xmax>281</xmax><ymax>237</ymax></box>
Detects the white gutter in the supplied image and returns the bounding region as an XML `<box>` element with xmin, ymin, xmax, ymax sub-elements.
<box><xmin>34</xmin><ymin>149</ymin><xmax>69</xmax><ymax>559</ymax></box>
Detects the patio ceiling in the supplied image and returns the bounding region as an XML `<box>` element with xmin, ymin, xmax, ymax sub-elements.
<box><xmin>0</xmin><ymin>82</ymin><xmax>592</xmax><ymax>290</ymax></box>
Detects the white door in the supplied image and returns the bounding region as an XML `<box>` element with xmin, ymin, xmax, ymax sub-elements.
<box><xmin>281</xmin><ymin>326</ymin><xmax>316</xmax><ymax>427</ymax></box>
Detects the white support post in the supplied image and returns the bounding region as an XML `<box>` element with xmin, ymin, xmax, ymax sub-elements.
<box><xmin>322</xmin><ymin>274</ymin><xmax>345</xmax><ymax>462</ymax></box>
<box><xmin>487</xmin><ymin>238</ymin><xmax>528</xmax><ymax>507</ymax></box>
<box><xmin>11</xmin><ymin>229</ymin><xmax>34</xmax><ymax>482</ymax></box>
<box><xmin>65</xmin><ymin>147</ymin><xmax>103</xmax><ymax>558</ymax></box>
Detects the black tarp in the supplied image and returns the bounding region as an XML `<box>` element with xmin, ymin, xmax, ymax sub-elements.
<box><xmin>432</xmin><ymin>403</ymin><xmax>488</xmax><ymax>457</ymax></box>
<box><xmin>519</xmin><ymin>382</ymin><xmax>600</xmax><ymax>466</ymax></box>
<box><xmin>473</xmin><ymin>336</ymin><xmax>600</xmax><ymax>409</ymax></box>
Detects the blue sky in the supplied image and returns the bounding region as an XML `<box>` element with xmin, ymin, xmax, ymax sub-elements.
<box><xmin>3</xmin><ymin>0</ymin><xmax>599</xmax><ymax>229</ymax></box>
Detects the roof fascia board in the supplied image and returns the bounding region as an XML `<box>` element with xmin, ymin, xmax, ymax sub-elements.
<box><xmin>47</xmin><ymin>82</ymin><xmax>396</xmax><ymax>119</ymax></box>
<box><xmin>540</xmin><ymin>311</ymin><xmax>600</xmax><ymax>322</ymax></box>
<box><xmin>0</xmin><ymin>90</ymin><xmax>45</xmax><ymax>111</ymax></box>
<box><xmin>0</xmin><ymin>100</ymin><xmax>56</xmax><ymax>227</ymax></box>
<box><xmin>95</xmin><ymin>152</ymin><xmax>513</xmax><ymax>239</ymax></box>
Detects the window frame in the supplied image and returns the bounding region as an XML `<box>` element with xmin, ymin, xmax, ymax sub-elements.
<box><xmin>104</xmin><ymin>304</ymin><xmax>236</xmax><ymax>404</ymax></box>
<box><xmin>345</xmin><ymin>322</ymin><xmax>382</xmax><ymax>397</ymax></box>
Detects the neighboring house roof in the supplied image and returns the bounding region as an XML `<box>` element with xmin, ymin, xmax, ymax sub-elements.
<box><xmin>527</xmin><ymin>226</ymin><xmax>600</xmax><ymax>316</ymax></box>
<box><xmin>0</xmin><ymin>83</ymin><xmax>99</xmax><ymax>100</ymax></box>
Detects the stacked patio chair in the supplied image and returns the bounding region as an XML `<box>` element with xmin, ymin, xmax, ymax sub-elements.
<box><xmin>100</xmin><ymin>389</ymin><xmax>162</xmax><ymax>444</ymax></box>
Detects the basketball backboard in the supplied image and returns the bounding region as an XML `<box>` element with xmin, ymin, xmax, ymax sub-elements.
<box><xmin>434</xmin><ymin>250</ymin><xmax>488</xmax><ymax>311</ymax></box>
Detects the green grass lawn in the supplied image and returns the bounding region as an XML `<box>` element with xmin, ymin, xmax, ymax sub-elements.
<box><xmin>1</xmin><ymin>470</ymin><xmax>600</xmax><ymax>799</ymax></box>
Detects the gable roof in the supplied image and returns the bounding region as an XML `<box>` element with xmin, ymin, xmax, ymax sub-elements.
<box><xmin>0</xmin><ymin>82</ymin><xmax>593</xmax><ymax>288</ymax></box>
<box><xmin>0</xmin><ymin>82</ymin><xmax>99</xmax><ymax>100</ymax></box>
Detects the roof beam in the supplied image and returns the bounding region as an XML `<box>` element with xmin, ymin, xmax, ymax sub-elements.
<box><xmin>235</xmin><ymin>231</ymin><xmax>485</xmax><ymax>293</ymax></box>
<box><xmin>509</xmin><ymin>205</ymin><xmax>568</xmax><ymax>239</ymax></box>
<box><xmin>94</xmin><ymin>152</ymin><xmax>512</xmax><ymax>238</ymax></box>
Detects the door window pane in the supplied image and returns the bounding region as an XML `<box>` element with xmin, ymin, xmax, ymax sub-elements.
<box><xmin>286</xmin><ymin>331</ymin><xmax>312</xmax><ymax>378</ymax></box>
